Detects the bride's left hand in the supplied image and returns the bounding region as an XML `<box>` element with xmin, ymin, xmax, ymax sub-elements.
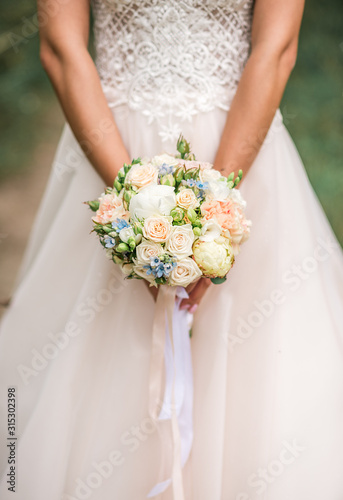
<box><xmin>180</xmin><ymin>278</ymin><xmax>212</xmax><ymax>313</ymax></box>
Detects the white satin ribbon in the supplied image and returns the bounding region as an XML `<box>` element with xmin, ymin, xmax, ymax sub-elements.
<box><xmin>147</xmin><ymin>286</ymin><xmax>194</xmax><ymax>499</ymax></box>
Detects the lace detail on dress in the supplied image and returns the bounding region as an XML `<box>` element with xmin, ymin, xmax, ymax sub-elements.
<box><xmin>91</xmin><ymin>0</ymin><xmax>254</xmax><ymax>142</ymax></box>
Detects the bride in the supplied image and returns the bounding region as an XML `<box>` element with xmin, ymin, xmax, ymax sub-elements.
<box><xmin>1</xmin><ymin>0</ymin><xmax>343</xmax><ymax>499</ymax></box>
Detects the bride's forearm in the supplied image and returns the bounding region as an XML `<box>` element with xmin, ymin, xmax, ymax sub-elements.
<box><xmin>40</xmin><ymin>46</ymin><xmax>130</xmax><ymax>185</ymax></box>
<box><xmin>213</xmin><ymin>43</ymin><xmax>297</xmax><ymax>179</ymax></box>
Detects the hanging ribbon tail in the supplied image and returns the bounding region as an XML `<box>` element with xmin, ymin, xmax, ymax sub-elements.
<box><xmin>147</xmin><ymin>286</ymin><xmax>194</xmax><ymax>500</ymax></box>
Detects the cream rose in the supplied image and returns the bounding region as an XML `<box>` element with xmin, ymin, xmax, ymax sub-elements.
<box><xmin>135</xmin><ymin>239</ymin><xmax>164</xmax><ymax>265</ymax></box>
<box><xmin>165</xmin><ymin>224</ymin><xmax>194</xmax><ymax>258</ymax></box>
<box><xmin>125</xmin><ymin>163</ymin><xmax>158</xmax><ymax>190</ymax></box>
<box><xmin>168</xmin><ymin>257</ymin><xmax>202</xmax><ymax>287</ymax></box>
<box><xmin>143</xmin><ymin>216</ymin><xmax>173</xmax><ymax>242</ymax></box>
<box><xmin>176</xmin><ymin>188</ymin><xmax>199</xmax><ymax>210</ymax></box>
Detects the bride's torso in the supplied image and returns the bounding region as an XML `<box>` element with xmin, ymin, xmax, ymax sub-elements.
<box><xmin>91</xmin><ymin>0</ymin><xmax>254</xmax><ymax>141</ymax></box>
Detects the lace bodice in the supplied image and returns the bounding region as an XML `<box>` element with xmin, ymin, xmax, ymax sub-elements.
<box><xmin>91</xmin><ymin>0</ymin><xmax>254</xmax><ymax>142</ymax></box>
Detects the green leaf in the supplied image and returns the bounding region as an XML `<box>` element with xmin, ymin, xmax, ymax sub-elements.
<box><xmin>210</xmin><ymin>276</ymin><xmax>227</xmax><ymax>285</ymax></box>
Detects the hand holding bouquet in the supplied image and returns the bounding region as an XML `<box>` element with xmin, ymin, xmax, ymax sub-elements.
<box><xmin>86</xmin><ymin>135</ymin><xmax>251</xmax><ymax>287</ymax></box>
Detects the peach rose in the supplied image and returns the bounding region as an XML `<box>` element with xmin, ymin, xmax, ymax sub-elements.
<box><xmin>125</xmin><ymin>163</ymin><xmax>158</xmax><ymax>190</ymax></box>
<box><xmin>92</xmin><ymin>193</ymin><xmax>129</xmax><ymax>224</ymax></box>
<box><xmin>143</xmin><ymin>216</ymin><xmax>173</xmax><ymax>243</ymax></box>
<box><xmin>176</xmin><ymin>188</ymin><xmax>199</xmax><ymax>210</ymax></box>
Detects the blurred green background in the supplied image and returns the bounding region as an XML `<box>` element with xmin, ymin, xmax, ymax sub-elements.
<box><xmin>0</xmin><ymin>0</ymin><xmax>342</xmax><ymax>244</ymax></box>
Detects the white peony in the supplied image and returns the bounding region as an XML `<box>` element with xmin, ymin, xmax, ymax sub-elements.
<box><xmin>129</xmin><ymin>184</ymin><xmax>177</xmax><ymax>220</ymax></box>
<box><xmin>168</xmin><ymin>257</ymin><xmax>202</xmax><ymax>287</ymax></box>
<box><xmin>165</xmin><ymin>224</ymin><xmax>194</xmax><ymax>258</ymax></box>
<box><xmin>193</xmin><ymin>238</ymin><xmax>234</xmax><ymax>278</ymax></box>
<box><xmin>118</xmin><ymin>226</ymin><xmax>135</xmax><ymax>243</ymax></box>
<box><xmin>199</xmin><ymin>219</ymin><xmax>222</xmax><ymax>242</ymax></box>
<box><xmin>135</xmin><ymin>239</ymin><xmax>164</xmax><ymax>265</ymax></box>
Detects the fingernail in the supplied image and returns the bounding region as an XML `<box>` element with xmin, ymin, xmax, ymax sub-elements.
<box><xmin>180</xmin><ymin>304</ymin><xmax>190</xmax><ymax>310</ymax></box>
<box><xmin>189</xmin><ymin>304</ymin><xmax>198</xmax><ymax>314</ymax></box>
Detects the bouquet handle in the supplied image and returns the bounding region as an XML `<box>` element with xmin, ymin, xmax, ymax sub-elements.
<box><xmin>147</xmin><ymin>286</ymin><xmax>193</xmax><ymax>499</ymax></box>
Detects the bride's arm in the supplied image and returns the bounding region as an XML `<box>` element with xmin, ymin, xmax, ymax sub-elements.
<box><xmin>37</xmin><ymin>0</ymin><xmax>130</xmax><ymax>185</ymax></box>
<box><xmin>181</xmin><ymin>0</ymin><xmax>305</xmax><ymax>310</ymax></box>
<box><xmin>213</xmin><ymin>0</ymin><xmax>305</xmax><ymax>178</ymax></box>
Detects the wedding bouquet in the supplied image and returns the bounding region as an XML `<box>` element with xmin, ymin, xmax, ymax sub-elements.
<box><xmin>86</xmin><ymin>136</ymin><xmax>251</xmax><ymax>287</ymax></box>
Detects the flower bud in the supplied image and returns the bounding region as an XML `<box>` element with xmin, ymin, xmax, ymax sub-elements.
<box><xmin>134</xmin><ymin>224</ymin><xmax>143</xmax><ymax>235</ymax></box>
<box><xmin>177</xmin><ymin>135</ymin><xmax>190</xmax><ymax>157</ymax></box>
<box><xmin>123</xmin><ymin>163</ymin><xmax>131</xmax><ymax>174</ymax></box>
<box><xmin>227</xmin><ymin>172</ymin><xmax>235</xmax><ymax>182</ymax></box>
<box><xmin>87</xmin><ymin>200</ymin><xmax>100</xmax><ymax>212</ymax></box>
<box><xmin>193</xmin><ymin>220</ymin><xmax>202</xmax><ymax>228</ymax></box>
<box><xmin>103</xmin><ymin>226</ymin><xmax>113</xmax><ymax>233</ymax></box>
<box><xmin>186</xmin><ymin>208</ymin><xmax>197</xmax><ymax>223</ymax></box>
<box><xmin>116</xmin><ymin>242</ymin><xmax>130</xmax><ymax>253</ymax></box>
<box><xmin>184</xmin><ymin>167</ymin><xmax>199</xmax><ymax>180</ymax></box>
<box><xmin>160</xmin><ymin>174</ymin><xmax>175</xmax><ymax>187</ymax></box>
<box><xmin>234</xmin><ymin>176</ymin><xmax>241</xmax><ymax>187</ymax></box>
<box><xmin>174</xmin><ymin>166</ymin><xmax>185</xmax><ymax>183</ymax></box>
<box><xmin>170</xmin><ymin>207</ymin><xmax>185</xmax><ymax>222</ymax></box>
<box><xmin>193</xmin><ymin>227</ymin><xmax>202</xmax><ymax>237</ymax></box>
<box><xmin>124</xmin><ymin>189</ymin><xmax>134</xmax><ymax>204</ymax></box>
<box><xmin>128</xmin><ymin>236</ymin><xmax>136</xmax><ymax>249</ymax></box>
<box><xmin>117</xmin><ymin>170</ymin><xmax>126</xmax><ymax>182</ymax></box>
<box><xmin>227</xmin><ymin>180</ymin><xmax>234</xmax><ymax>189</ymax></box>
<box><xmin>114</xmin><ymin>179</ymin><xmax>122</xmax><ymax>192</ymax></box>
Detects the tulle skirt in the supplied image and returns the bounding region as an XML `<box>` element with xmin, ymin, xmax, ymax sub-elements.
<box><xmin>0</xmin><ymin>105</ymin><xmax>343</xmax><ymax>500</ymax></box>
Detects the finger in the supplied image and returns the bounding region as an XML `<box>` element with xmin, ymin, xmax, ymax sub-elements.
<box><xmin>180</xmin><ymin>278</ymin><xmax>211</xmax><ymax>310</ymax></box>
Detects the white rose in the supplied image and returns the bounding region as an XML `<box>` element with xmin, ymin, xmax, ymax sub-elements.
<box><xmin>135</xmin><ymin>239</ymin><xmax>164</xmax><ymax>265</ymax></box>
<box><xmin>129</xmin><ymin>184</ymin><xmax>177</xmax><ymax>220</ymax></box>
<box><xmin>143</xmin><ymin>216</ymin><xmax>173</xmax><ymax>242</ymax></box>
<box><xmin>176</xmin><ymin>188</ymin><xmax>199</xmax><ymax>210</ymax></box>
<box><xmin>205</xmin><ymin>178</ymin><xmax>231</xmax><ymax>202</ymax></box>
<box><xmin>119</xmin><ymin>226</ymin><xmax>135</xmax><ymax>243</ymax></box>
<box><xmin>199</xmin><ymin>168</ymin><xmax>223</xmax><ymax>183</ymax></box>
<box><xmin>125</xmin><ymin>163</ymin><xmax>158</xmax><ymax>190</ymax></box>
<box><xmin>165</xmin><ymin>224</ymin><xmax>194</xmax><ymax>258</ymax></box>
<box><xmin>193</xmin><ymin>238</ymin><xmax>234</xmax><ymax>278</ymax></box>
<box><xmin>199</xmin><ymin>219</ymin><xmax>222</xmax><ymax>242</ymax></box>
<box><xmin>151</xmin><ymin>153</ymin><xmax>179</xmax><ymax>167</ymax></box>
<box><xmin>168</xmin><ymin>257</ymin><xmax>202</xmax><ymax>287</ymax></box>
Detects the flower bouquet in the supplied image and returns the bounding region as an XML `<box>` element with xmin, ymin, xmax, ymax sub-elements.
<box><xmin>86</xmin><ymin>135</ymin><xmax>251</xmax><ymax>287</ymax></box>
<box><xmin>85</xmin><ymin>136</ymin><xmax>251</xmax><ymax>498</ymax></box>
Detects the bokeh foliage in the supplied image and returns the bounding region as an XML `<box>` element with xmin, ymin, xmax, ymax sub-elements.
<box><xmin>0</xmin><ymin>0</ymin><xmax>342</xmax><ymax>243</ymax></box>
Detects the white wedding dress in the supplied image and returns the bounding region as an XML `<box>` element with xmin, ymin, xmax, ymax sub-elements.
<box><xmin>1</xmin><ymin>1</ymin><xmax>343</xmax><ymax>499</ymax></box>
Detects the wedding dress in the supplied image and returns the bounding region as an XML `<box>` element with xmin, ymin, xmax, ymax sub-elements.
<box><xmin>1</xmin><ymin>1</ymin><xmax>343</xmax><ymax>499</ymax></box>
